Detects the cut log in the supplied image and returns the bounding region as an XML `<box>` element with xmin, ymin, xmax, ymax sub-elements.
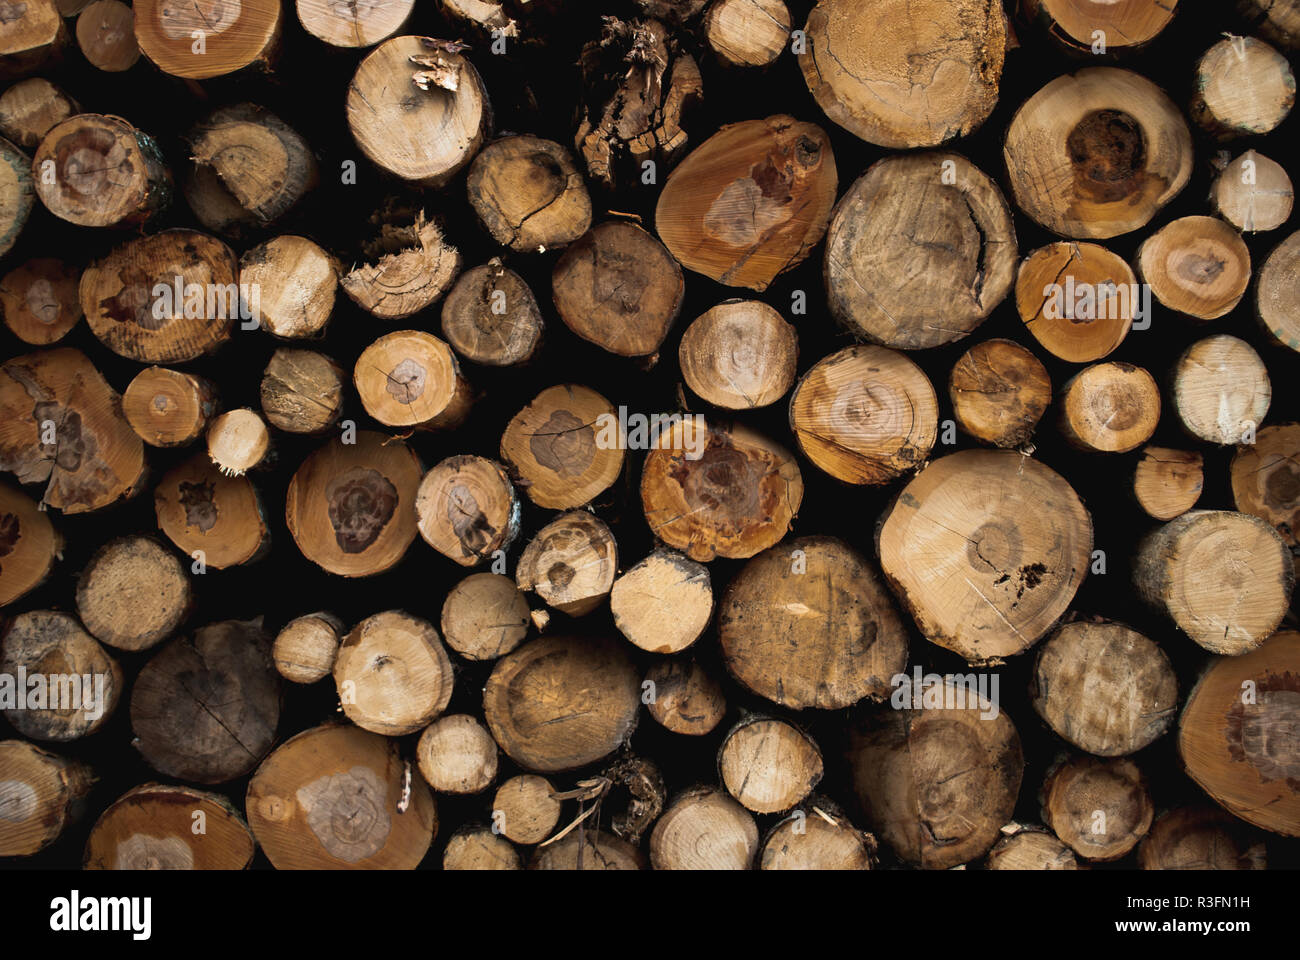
<box><xmin>284</xmin><ymin>431</ymin><xmax>421</xmax><ymax>577</ymax></box>
<box><xmin>76</xmin><ymin>535</ymin><xmax>190</xmax><ymax>652</ymax></box>
<box><xmin>823</xmin><ymin>153</ymin><xmax>1017</xmax><ymax>349</ymax></box>
<box><xmin>0</xmin><ymin>77</ymin><xmax>77</xmax><ymax>150</ymax></box>
<box><xmin>649</xmin><ymin>785</ymin><xmax>758</xmax><ymax>869</ymax></box>
<box><xmin>655</xmin><ymin>115</ymin><xmax>836</xmax><ymax>292</ymax></box>
<box><xmin>0</xmin><ymin>0</ymin><xmax>65</xmax><ymax>78</ymax></box>
<box><xmin>611</xmin><ymin>548</ymin><xmax>711</xmax><ymax>654</ymax></box>
<box><xmin>239</xmin><ymin>236</ymin><xmax>338</xmax><ymax>339</ymax></box>
<box><xmin>760</xmin><ymin>801</ymin><xmax>875</xmax><ymax>870</ymax></box>
<box><xmin>719</xmin><ymin>717</ymin><xmax>822</xmax><ymax>814</ymax></box>
<box><xmin>499</xmin><ymin>384</ymin><xmax>624</xmax><ymax>511</ymax></box>
<box><xmin>877</xmin><ymin>449</ymin><xmax>1092</xmax><ymax>663</ymax></box>
<box><xmin>1004</xmin><ymin>68</ymin><xmax>1192</xmax><ymax>239</ymax></box>
<box><xmin>492</xmin><ymin>774</ymin><xmax>561</xmax><ymax>846</ymax></box>
<box><xmin>641</xmin><ymin>419</ymin><xmax>803</xmax><ymax>562</ymax></box>
<box><xmin>0</xmin><ymin>257</ymin><xmax>82</xmax><ymax>345</ymax></box>
<box><xmin>0</xmin><ymin>347</ymin><xmax>146</xmax><ymax>514</ymax></box>
<box><xmin>1058</xmin><ymin>362</ymin><xmax>1160</xmax><ymax>454</ymax></box>
<box><xmin>334</xmin><ymin>610</ymin><xmax>454</xmax><ymax>736</ymax></box>
<box><xmin>440</xmin><ymin>572</ymin><xmax>529</xmax><ymax>661</ymax></box>
<box><xmin>130</xmin><ymin>619</ymin><xmax>280</xmax><ymax>783</ymax></box>
<box><xmin>515</xmin><ymin>510</ymin><xmax>617</xmax><ymax>616</ymax></box>
<box><xmin>356</xmin><ymin>331</ymin><xmax>472</xmax><ymax>432</ymax></box>
<box><xmin>1133</xmin><ymin>447</ymin><xmax>1203</xmax><ymax>522</ymax></box>
<box><xmin>272</xmin><ymin>612</ymin><xmax>341</xmax><ymax>684</ymax></box>
<box><xmin>0</xmin><ymin>135</ymin><xmax>33</xmax><ymax>257</ymax></box>
<box><xmin>704</xmin><ymin>0</ymin><xmax>790</xmax><ymax>67</ymax></box>
<box><xmin>259</xmin><ymin>348</ymin><xmax>345</xmax><ymax>435</ymax></box>
<box><xmin>1042</xmin><ymin>755</ymin><xmax>1153</xmax><ymax>861</ymax></box>
<box><xmin>1136</xmin><ymin>215</ymin><xmax>1250</xmax><ymax>320</ymax></box>
<box><xmin>1191</xmin><ymin>36</ymin><xmax>1294</xmax><ymax>139</ymax></box>
<box><xmin>1256</xmin><ymin>229</ymin><xmax>1300</xmax><ymax>352</ymax></box>
<box><xmin>984</xmin><ymin>824</ymin><xmax>1078</xmax><ymax>870</ymax></box>
<box><xmin>75</xmin><ymin>0</ymin><xmax>137</xmax><ymax>71</ymax></box>
<box><xmin>679</xmin><ymin>300</ymin><xmax>797</xmax><ymax>410</ymax></box>
<box><xmin>417</xmin><ymin>714</ymin><xmax>498</xmax><ymax>795</ymax></box>
<box><xmin>296</xmin><ymin>0</ymin><xmax>412</xmax><ymax>47</ymax></box>
<box><xmin>467</xmin><ymin>135</ymin><xmax>591</xmax><ymax>253</ymax></box>
<box><xmin>482</xmin><ymin>634</ymin><xmax>640</xmax><ymax>772</ymax></box>
<box><xmin>1134</xmin><ymin>510</ymin><xmax>1293</xmax><ymax>655</ymax></box>
<box><xmin>1138</xmin><ymin>806</ymin><xmax>1267</xmax><ymax>870</ymax></box>
<box><xmin>441</xmin><ymin>259</ymin><xmax>543</xmax><ymax>367</ymax></box>
<box><xmin>134</xmin><ymin>0</ymin><xmax>281</xmax><ymax>79</ymax></box>
<box><xmin>246</xmin><ymin>723</ymin><xmax>436</xmax><ymax>869</ymax></box>
<box><xmin>124</xmin><ymin>366</ymin><xmax>219</xmax><ymax>447</ymax></box>
<box><xmin>849</xmin><ymin>685</ymin><xmax>1023</xmax><ymax>869</ymax></box>
<box><xmin>415</xmin><ymin>455</ymin><xmax>519</xmax><ymax>567</ymax></box>
<box><xmin>85</xmin><ymin>784</ymin><xmax>257</xmax><ymax>870</ymax></box>
<box><xmin>1178</xmin><ymin>630</ymin><xmax>1300</xmax><ymax>836</ymax></box>
<box><xmin>346</xmin><ymin>35</ymin><xmax>490</xmax><ymax>188</ymax></box>
<box><xmin>33</xmin><ymin>114</ymin><xmax>169</xmax><ymax>228</ymax></box>
<box><xmin>1170</xmin><ymin>335</ymin><xmax>1271</xmax><ymax>444</ymax></box>
<box><xmin>1023</xmin><ymin>0</ymin><xmax>1176</xmax><ymax>52</ymax></box>
<box><xmin>0</xmin><ymin>609</ymin><xmax>122</xmax><ymax>740</ymax></box>
<box><xmin>79</xmin><ymin>229</ymin><xmax>238</xmax><ymax>363</ymax></box>
<box><xmin>797</xmin><ymin>0</ymin><xmax>1005</xmax><ymax>148</ymax></box>
<box><xmin>1015</xmin><ymin>242</ymin><xmax>1136</xmax><ymax>362</ymax></box>
<box><xmin>1237</xmin><ymin>0</ymin><xmax>1300</xmax><ymax>49</ymax></box>
<box><xmin>1231</xmin><ymin>422</ymin><xmax>1300</xmax><ymax>545</ymax></box>
<box><xmin>0</xmin><ymin>740</ymin><xmax>92</xmax><ymax>857</ymax></box>
<box><xmin>341</xmin><ymin>212</ymin><xmax>461</xmax><ymax>320</ymax></box>
<box><xmin>1211</xmin><ymin>150</ymin><xmax>1294</xmax><ymax>233</ymax></box>
<box><xmin>443</xmin><ymin>826</ymin><xmax>520</xmax><ymax>870</ymax></box>
<box><xmin>530</xmin><ymin>830</ymin><xmax>645</xmax><ymax>870</ymax></box>
<box><xmin>643</xmin><ymin>657</ymin><xmax>726</xmax><ymax>736</ymax></box>
<box><xmin>206</xmin><ymin>408</ymin><xmax>271</xmax><ymax>476</ymax></box>
<box><xmin>949</xmin><ymin>339</ymin><xmax>1050</xmax><ymax>448</ymax></box>
<box><xmin>0</xmin><ymin>480</ymin><xmax>59</xmax><ymax>606</ymax></box>
<box><xmin>718</xmin><ymin>536</ymin><xmax>909</xmax><ymax>709</ymax></box>
<box><xmin>1031</xmin><ymin>620</ymin><xmax>1177</xmax><ymax>757</ymax></box>
<box><xmin>155</xmin><ymin>453</ymin><xmax>270</xmax><ymax>569</ymax></box>
<box><xmin>552</xmin><ymin>221</ymin><xmax>684</xmax><ymax>358</ymax></box>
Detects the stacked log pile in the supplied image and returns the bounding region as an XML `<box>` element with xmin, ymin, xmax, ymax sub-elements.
<box><xmin>0</xmin><ymin>0</ymin><xmax>1297</xmax><ymax>872</ymax></box>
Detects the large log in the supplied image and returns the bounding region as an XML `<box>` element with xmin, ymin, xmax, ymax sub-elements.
<box><xmin>515</xmin><ymin>510</ymin><xmax>617</xmax><ymax>616</ymax></box>
<box><xmin>441</xmin><ymin>260</ymin><xmax>544</xmax><ymax>367</ymax></box>
<box><xmin>1041</xmin><ymin>755</ymin><xmax>1153</xmax><ymax>861</ymax></box>
<box><xmin>440</xmin><ymin>572</ymin><xmax>530</xmax><ymax>662</ymax></box>
<box><xmin>76</xmin><ymin>535</ymin><xmax>191</xmax><ymax>652</ymax></box>
<box><xmin>1230</xmin><ymin>422</ymin><xmax>1300</xmax><ymax>545</ymax></box>
<box><xmin>679</xmin><ymin>300</ymin><xmax>797</xmax><ymax>410</ymax></box>
<box><xmin>155</xmin><ymin>452</ymin><xmax>270</xmax><ymax>569</ymax></box>
<box><xmin>0</xmin><ymin>258</ymin><xmax>81</xmax><ymax>345</ymax></box>
<box><xmin>334</xmin><ymin>610</ymin><xmax>454</xmax><ymax>736</ymax></box>
<box><xmin>1256</xmin><ymin>229</ymin><xmax>1300</xmax><ymax>352</ymax></box>
<box><xmin>0</xmin><ymin>740</ymin><xmax>93</xmax><ymax>857</ymax></box>
<box><xmin>1170</xmin><ymin>335</ymin><xmax>1271</xmax><ymax>444</ymax></box>
<box><xmin>1024</xmin><ymin>0</ymin><xmax>1176</xmax><ymax>52</ymax></box>
<box><xmin>1137</xmin><ymin>806</ymin><xmax>1267</xmax><ymax>870</ymax></box>
<box><xmin>0</xmin><ymin>77</ymin><xmax>77</xmax><ymax>150</ymax></box>
<box><xmin>85</xmin><ymin>784</ymin><xmax>256</xmax><ymax>870</ymax></box>
<box><xmin>0</xmin><ymin>480</ymin><xmax>59</xmax><ymax>606</ymax></box>
<box><xmin>467</xmin><ymin>135</ymin><xmax>591</xmax><ymax>253</ymax></box>
<box><xmin>610</xmin><ymin>548</ymin><xmax>711</xmax><ymax>653</ymax></box>
<box><xmin>649</xmin><ymin>785</ymin><xmax>758</xmax><ymax>869</ymax></box>
<box><xmin>1191</xmin><ymin>36</ymin><xmax>1294</xmax><ymax>139</ymax></box>
<box><xmin>134</xmin><ymin>0</ymin><xmax>280</xmax><ymax>79</ymax></box>
<box><xmin>239</xmin><ymin>236</ymin><xmax>338</xmax><ymax>339</ymax></box>
<box><xmin>417</xmin><ymin>714</ymin><xmax>498</xmax><ymax>795</ymax></box>
<box><xmin>296</xmin><ymin>0</ymin><xmax>412</xmax><ymax>48</ymax></box>
<box><xmin>719</xmin><ymin>717</ymin><xmax>822</xmax><ymax>814</ymax></box>
<box><xmin>1057</xmin><ymin>362</ymin><xmax>1160</xmax><ymax>454</ymax></box>
<box><xmin>415</xmin><ymin>455</ymin><xmax>520</xmax><ymax>567</ymax></box>
<box><xmin>1014</xmin><ymin>242</ymin><xmax>1135</xmax><ymax>362</ymax></box>
<box><xmin>948</xmin><ymin>339</ymin><xmax>1050</xmax><ymax>448</ymax></box>
<box><xmin>1135</xmin><ymin>215</ymin><xmax>1250</xmax><ymax>320</ymax></box>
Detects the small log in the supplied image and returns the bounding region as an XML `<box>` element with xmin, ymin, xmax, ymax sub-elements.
<box><xmin>134</xmin><ymin>0</ymin><xmax>281</xmax><ymax>80</ymax></box>
<box><xmin>1170</xmin><ymin>334</ymin><xmax>1271</xmax><ymax>444</ymax></box>
<box><xmin>718</xmin><ymin>536</ymin><xmax>909</xmax><ymax>709</ymax></box>
<box><xmin>878</xmin><ymin>449</ymin><xmax>1092</xmax><ymax>662</ymax></box>
<box><xmin>284</xmin><ymin>431</ymin><xmax>421</xmax><ymax>577</ymax></box>
<box><xmin>1191</xmin><ymin>36</ymin><xmax>1294</xmax><ymax>139</ymax></box>
<box><xmin>790</xmin><ymin>344</ymin><xmax>937</xmax><ymax>483</ymax></box>
<box><xmin>760</xmin><ymin>801</ymin><xmax>874</xmax><ymax>870</ymax></box>
<box><xmin>655</xmin><ymin>115</ymin><xmax>836</xmax><ymax>291</ymax></box>
<box><xmin>440</xmin><ymin>572</ymin><xmax>529</xmax><ymax>662</ymax></box>
<box><xmin>75</xmin><ymin>0</ymin><xmax>137</xmax><ymax>71</ymax></box>
<box><xmin>80</xmin><ymin>229</ymin><xmax>238</xmax><ymax>363</ymax></box>
<box><xmin>641</xmin><ymin>419</ymin><xmax>803</xmax><ymax>562</ymax></box>
<box><xmin>0</xmin><ymin>0</ymin><xmax>66</xmax><ymax>78</ymax></box>
<box><xmin>984</xmin><ymin>824</ymin><xmax>1077</xmax><ymax>870</ymax></box>
<box><xmin>441</xmin><ymin>259</ymin><xmax>543</xmax><ymax>367</ymax></box>
<box><xmin>1015</xmin><ymin>241</ymin><xmax>1135</xmax><ymax>362</ymax></box>
<box><xmin>0</xmin><ymin>740</ymin><xmax>93</xmax><ymax>857</ymax></box>
<box><xmin>611</xmin><ymin>548</ymin><xmax>711</xmax><ymax>654</ymax></box>
<box><xmin>552</xmin><ymin>221</ymin><xmax>684</xmax><ymax>358</ymax></box>
<box><xmin>1133</xmin><ymin>446</ymin><xmax>1204</xmax><ymax>521</ymax></box>
<box><xmin>0</xmin><ymin>257</ymin><xmax>82</xmax><ymax>345</ymax></box>
<box><xmin>355</xmin><ymin>331</ymin><xmax>472</xmax><ymax>430</ymax></box>
<box><xmin>0</xmin><ymin>609</ymin><xmax>122</xmax><ymax>740</ymax></box>
<box><xmin>415</xmin><ymin>454</ymin><xmax>519</xmax><ymax>566</ymax></box>
<box><xmin>1136</xmin><ymin>215</ymin><xmax>1250</xmax><ymax>320</ymax></box>
<box><xmin>1138</xmin><ymin>806</ymin><xmax>1267</xmax><ymax>870</ymax></box>
<box><xmin>417</xmin><ymin>713</ymin><xmax>498</xmax><ymax>795</ymax></box>
<box><xmin>797</xmin><ymin>0</ymin><xmax>1005</xmax><ymax>148</ymax></box>
<box><xmin>1134</xmin><ymin>510</ymin><xmax>1292</xmax><ymax>655</ymax></box>
<box><xmin>239</xmin><ymin>236</ymin><xmax>338</xmax><ymax>339</ymax></box>
<box><xmin>0</xmin><ymin>136</ymin><xmax>33</xmax><ymax>257</ymax></box>
<box><xmin>206</xmin><ymin>408</ymin><xmax>271</xmax><ymax>476</ymax></box>
<box><xmin>719</xmin><ymin>717</ymin><xmax>822</xmax><ymax>814</ymax></box>
<box><xmin>643</xmin><ymin>657</ymin><xmax>726</xmax><ymax>736</ymax></box>
<box><xmin>1058</xmin><ymin>361</ymin><xmax>1160</xmax><ymax>454</ymax></box>
<box><xmin>334</xmin><ymin>610</ymin><xmax>454</xmax><ymax>736</ymax></box>
<box><xmin>467</xmin><ymin>135</ymin><xmax>591</xmax><ymax>253</ymax></box>
<box><xmin>679</xmin><ymin>300</ymin><xmax>797</xmax><ymax>410</ymax></box>
<box><xmin>515</xmin><ymin>510</ymin><xmax>617</xmax><ymax>616</ymax></box>
<box><xmin>0</xmin><ymin>480</ymin><xmax>59</xmax><ymax>606</ymax></box>
<box><xmin>1004</xmin><ymin>67</ymin><xmax>1192</xmax><ymax>238</ymax></box>
<box><xmin>85</xmin><ymin>784</ymin><xmax>256</xmax><ymax>870</ymax></box>
<box><xmin>1255</xmin><ymin>229</ymin><xmax>1300</xmax><ymax>352</ymax></box>
<box><xmin>1178</xmin><ymin>630</ymin><xmax>1300</xmax><ymax>837</ymax></box>
<box><xmin>0</xmin><ymin>347</ymin><xmax>146</xmax><ymax>514</ymax></box>
<box><xmin>492</xmin><ymin>774</ymin><xmax>561</xmax><ymax>846</ymax></box>
<box><xmin>1031</xmin><ymin>620</ymin><xmax>1177</xmax><ymax>757</ymax></box>
<box><xmin>0</xmin><ymin>77</ymin><xmax>78</xmax><ymax>150</ymax></box>
<box><xmin>130</xmin><ymin>619</ymin><xmax>280</xmax><ymax>783</ymax></box>
<box><xmin>499</xmin><ymin>384</ymin><xmax>624</xmax><ymax>510</ymax></box>
<box><xmin>1042</xmin><ymin>755</ymin><xmax>1153</xmax><ymax>861</ymax></box>
<box><xmin>76</xmin><ymin>535</ymin><xmax>191</xmax><ymax>652</ymax></box>
<box><xmin>341</xmin><ymin>212</ymin><xmax>461</xmax><ymax>320</ymax></box>
<box><xmin>346</xmin><ymin>35</ymin><xmax>491</xmax><ymax>188</ymax></box>
<box><xmin>272</xmin><ymin>612</ymin><xmax>342</xmax><ymax>684</ymax></box>
<box><xmin>649</xmin><ymin>785</ymin><xmax>758</xmax><ymax>870</ymax></box>
<box><xmin>155</xmin><ymin>453</ymin><xmax>270</xmax><ymax>569</ymax></box>
<box><xmin>443</xmin><ymin>826</ymin><xmax>521</xmax><ymax>870</ymax></box>
<box><xmin>949</xmin><ymin>339</ymin><xmax>1050</xmax><ymax>448</ymax></box>
<box><xmin>704</xmin><ymin>0</ymin><xmax>790</xmax><ymax>67</ymax></box>
<box><xmin>530</xmin><ymin>830</ymin><xmax>645</xmax><ymax>870</ymax></box>
<box><xmin>1024</xmin><ymin>0</ymin><xmax>1176</xmax><ymax>52</ymax></box>
<box><xmin>482</xmin><ymin>634</ymin><xmax>640</xmax><ymax>772</ymax></box>
<box><xmin>124</xmin><ymin>366</ymin><xmax>219</xmax><ymax>447</ymax></box>
<box><xmin>824</xmin><ymin>153</ymin><xmax>1017</xmax><ymax>349</ymax></box>
<box><xmin>1237</xmin><ymin>0</ymin><xmax>1300</xmax><ymax>49</ymax></box>
<box><xmin>1230</xmin><ymin>422</ymin><xmax>1300</xmax><ymax>545</ymax></box>
<box><xmin>246</xmin><ymin>723</ymin><xmax>436</xmax><ymax>869</ymax></box>
<box><xmin>1211</xmin><ymin>150</ymin><xmax>1293</xmax><ymax>233</ymax></box>
<box><xmin>296</xmin><ymin>0</ymin><xmax>412</xmax><ymax>48</ymax></box>
<box><xmin>259</xmin><ymin>348</ymin><xmax>345</xmax><ymax>435</ymax></box>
